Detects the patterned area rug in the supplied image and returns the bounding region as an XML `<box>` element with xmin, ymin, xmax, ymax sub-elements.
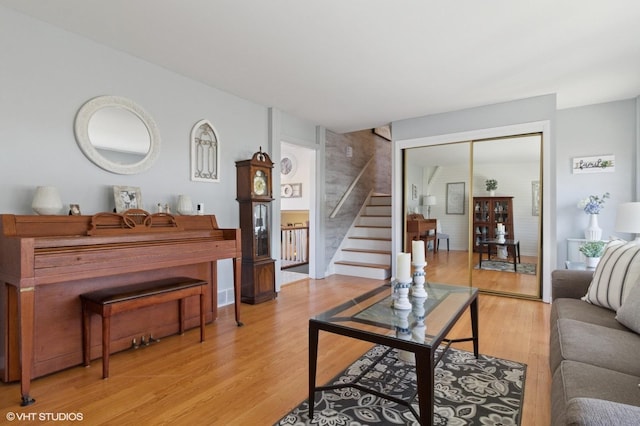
<box><xmin>474</xmin><ymin>261</ymin><xmax>536</xmax><ymax>275</ymax></box>
<box><xmin>275</xmin><ymin>345</ymin><xmax>526</xmax><ymax>425</ymax></box>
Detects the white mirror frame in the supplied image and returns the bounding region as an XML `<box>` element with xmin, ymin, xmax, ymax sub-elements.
<box><xmin>74</xmin><ymin>95</ymin><xmax>161</xmax><ymax>175</ymax></box>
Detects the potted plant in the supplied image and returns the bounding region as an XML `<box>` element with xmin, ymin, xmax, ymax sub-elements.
<box><xmin>579</xmin><ymin>241</ymin><xmax>606</xmax><ymax>268</ymax></box>
<box><xmin>485</xmin><ymin>179</ymin><xmax>498</xmax><ymax>196</ymax></box>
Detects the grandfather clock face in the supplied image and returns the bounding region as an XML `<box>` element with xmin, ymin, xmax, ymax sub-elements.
<box><xmin>253</xmin><ymin>170</ymin><xmax>268</xmax><ymax>197</ymax></box>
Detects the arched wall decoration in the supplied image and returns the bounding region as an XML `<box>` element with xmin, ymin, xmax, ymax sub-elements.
<box><xmin>190</xmin><ymin>119</ymin><xmax>220</xmax><ymax>182</ymax></box>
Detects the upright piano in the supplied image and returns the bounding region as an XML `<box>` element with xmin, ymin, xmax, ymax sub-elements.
<box><xmin>406</xmin><ymin>213</ymin><xmax>437</xmax><ymax>253</ymax></box>
<box><xmin>0</xmin><ymin>211</ymin><xmax>241</xmax><ymax>405</ymax></box>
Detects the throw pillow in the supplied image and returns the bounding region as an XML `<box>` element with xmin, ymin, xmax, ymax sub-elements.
<box><xmin>582</xmin><ymin>240</ymin><xmax>640</xmax><ymax>311</ymax></box>
<box><xmin>616</xmin><ymin>280</ymin><xmax>640</xmax><ymax>333</ymax></box>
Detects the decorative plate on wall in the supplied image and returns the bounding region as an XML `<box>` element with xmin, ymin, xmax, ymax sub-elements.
<box><xmin>280</xmin><ymin>153</ymin><xmax>297</xmax><ymax>177</ymax></box>
<box><xmin>281</xmin><ymin>183</ymin><xmax>302</xmax><ymax>198</ymax></box>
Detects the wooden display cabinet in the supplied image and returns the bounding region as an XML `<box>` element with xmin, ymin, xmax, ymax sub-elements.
<box><xmin>472</xmin><ymin>196</ymin><xmax>514</xmax><ymax>253</ymax></box>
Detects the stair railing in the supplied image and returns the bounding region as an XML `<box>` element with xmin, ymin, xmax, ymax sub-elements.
<box><xmin>329</xmin><ymin>156</ymin><xmax>374</xmax><ymax>219</ymax></box>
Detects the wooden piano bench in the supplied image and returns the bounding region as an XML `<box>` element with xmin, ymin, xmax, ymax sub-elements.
<box><xmin>80</xmin><ymin>277</ymin><xmax>207</xmax><ymax>379</ymax></box>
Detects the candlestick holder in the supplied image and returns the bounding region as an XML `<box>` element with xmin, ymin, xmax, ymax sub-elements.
<box><xmin>393</xmin><ymin>279</ymin><xmax>412</xmax><ymax>310</ymax></box>
<box><xmin>411</xmin><ymin>262</ymin><xmax>428</xmax><ymax>298</ymax></box>
<box><xmin>411</xmin><ymin>296</ymin><xmax>427</xmax><ymax>345</ymax></box>
<box><xmin>393</xmin><ymin>308</ymin><xmax>414</xmax><ymax>364</ymax></box>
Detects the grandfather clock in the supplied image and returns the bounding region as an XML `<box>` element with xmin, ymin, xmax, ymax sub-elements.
<box><xmin>236</xmin><ymin>148</ymin><xmax>277</xmax><ymax>304</ymax></box>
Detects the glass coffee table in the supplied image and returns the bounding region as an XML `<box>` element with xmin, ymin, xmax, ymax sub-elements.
<box><xmin>308</xmin><ymin>282</ymin><xmax>478</xmax><ymax>425</ymax></box>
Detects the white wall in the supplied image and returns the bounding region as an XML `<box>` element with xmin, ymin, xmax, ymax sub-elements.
<box><xmin>0</xmin><ymin>6</ymin><xmax>312</xmax><ymax>306</ymax></box>
<box><xmin>280</xmin><ymin>143</ymin><xmax>312</xmax><ymax>211</ymax></box>
<box><xmin>556</xmin><ymin>99</ymin><xmax>638</xmax><ymax>264</ymax></box>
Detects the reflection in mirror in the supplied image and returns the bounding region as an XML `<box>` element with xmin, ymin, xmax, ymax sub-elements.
<box><xmin>404</xmin><ymin>142</ymin><xmax>471</xmax><ymax>287</ymax></box>
<box><xmin>75</xmin><ymin>96</ymin><xmax>160</xmax><ymax>175</ymax></box>
<box><xmin>88</xmin><ymin>106</ymin><xmax>151</xmax><ymax>164</ymax></box>
<box><xmin>403</xmin><ymin>134</ymin><xmax>542</xmax><ymax>299</ymax></box>
<box><xmin>472</xmin><ymin>135</ymin><xmax>541</xmax><ymax>298</ymax></box>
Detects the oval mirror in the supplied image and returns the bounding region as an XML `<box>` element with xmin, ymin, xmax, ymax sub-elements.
<box><xmin>74</xmin><ymin>95</ymin><xmax>160</xmax><ymax>174</ymax></box>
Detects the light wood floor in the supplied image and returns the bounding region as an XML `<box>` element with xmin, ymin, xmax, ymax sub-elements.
<box><xmin>423</xmin><ymin>249</ymin><xmax>540</xmax><ymax>298</ymax></box>
<box><xmin>0</xmin><ymin>275</ymin><xmax>551</xmax><ymax>425</ymax></box>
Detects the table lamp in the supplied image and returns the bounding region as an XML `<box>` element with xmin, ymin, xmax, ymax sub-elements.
<box><xmin>423</xmin><ymin>195</ymin><xmax>436</xmax><ymax>218</ymax></box>
<box><xmin>615</xmin><ymin>202</ymin><xmax>640</xmax><ymax>244</ymax></box>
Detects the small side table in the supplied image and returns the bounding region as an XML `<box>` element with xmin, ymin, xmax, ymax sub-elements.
<box><xmin>564</xmin><ymin>261</ymin><xmax>595</xmax><ymax>271</ymax></box>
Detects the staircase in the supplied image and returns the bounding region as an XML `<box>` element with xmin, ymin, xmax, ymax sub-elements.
<box><xmin>333</xmin><ymin>195</ymin><xmax>392</xmax><ymax>280</ymax></box>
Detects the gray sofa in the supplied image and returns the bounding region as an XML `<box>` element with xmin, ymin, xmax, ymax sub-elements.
<box><xmin>550</xmin><ymin>269</ymin><xmax>640</xmax><ymax>425</ymax></box>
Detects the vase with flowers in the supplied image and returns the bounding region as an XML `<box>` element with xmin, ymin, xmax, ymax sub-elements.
<box><xmin>577</xmin><ymin>192</ymin><xmax>610</xmax><ymax>241</ymax></box>
<box><xmin>485</xmin><ymin>179</ymin><xmax>498</xmax><ymax>196</ymax></box>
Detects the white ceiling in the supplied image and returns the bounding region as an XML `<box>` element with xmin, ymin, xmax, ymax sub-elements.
<box><xmin>3</xmin><ymin>0</ymin><xmax>640</xmax><ymax>133</ymax></box>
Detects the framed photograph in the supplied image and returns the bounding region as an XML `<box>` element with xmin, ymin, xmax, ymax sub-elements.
<box><xmin>531</xmin><ymin>181</ymin><xmax>540</xmax><ymax>216</ymax></box>
<box><xmin>68</xmin><ymin>204</ymin><xmax>81</xmax><ymax>216</ymax></box>
<box><xmin>113</xmin><ymin>185</ymin><xmax>142</xmax><ymax>213</ymax></box>
<box><xmin>446</xmin><ymin>182</ymin><xmax>465</xmax><ymax>215</ymax></box>
<box><xmin>411</xmin><ymin>184</ymin><xmax>418</xmax><ymax>200</ymax></box>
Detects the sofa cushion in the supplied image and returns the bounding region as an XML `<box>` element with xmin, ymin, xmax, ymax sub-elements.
<box><xmin>556</xmin><ymin>318</ymin><xmax>640</xmax><ymax>376</ymax></box>
<box><xmin>551</xmin><ymin>298</ymin><xmax>624</xmax><ymax>330</ymax></box>
<box><xmin>582</xmin><ymin>240</ymin><xmax>640</xmax><ymax>311</ymax></box>
<box><xmin>565</xmin><ymin>398</ymin><xmax>640</xmax><ymax>426</ymax></box>
<box><xmin>616</xmin><ymin>281</ymin><xmax>640</xmax><ymax>334</ymax></box>
<box><xmin>550</xmin><ymin>299</ymin><xmax>628</xmax><ymax>375</ymax></box>
<box><xmin>551</xmin><ymin>360</ymin><xmax>640</xmax><ymax>426</ymax></box>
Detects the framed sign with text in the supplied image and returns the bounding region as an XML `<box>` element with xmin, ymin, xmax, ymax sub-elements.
<box><xmin>572</xmin><ymin>155</ymin><xmax>615</xmax><ymax>174</ymax></box>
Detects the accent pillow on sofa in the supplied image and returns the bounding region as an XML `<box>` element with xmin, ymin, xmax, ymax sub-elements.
<box><xmin>582</xmin><ymin>240</ymin><xmax>640</xmax><ymax>311</ymax></box>
<box><xmin>616</xmin><ymin>280</ymin><xmax>640</xmax><ymax>333</ymax></box>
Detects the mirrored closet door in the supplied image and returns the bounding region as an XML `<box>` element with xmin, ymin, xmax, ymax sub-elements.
<box><xmin>403</xmin><ymin>134</ymin><xmax>542</xmax><ymax>299</ymax></box>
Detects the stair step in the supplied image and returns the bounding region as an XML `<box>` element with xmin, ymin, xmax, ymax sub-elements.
<box><xmin>364</xmin><ymin>205</ymin><xmax>391</xmax><ymax>216</ymax></box>
<box><xmin>331</xmin><ymin>193</ymin><xmax>392</xmax><ymax>280</ymax></box>
<box><xmin>358</xmin><ymin>216</ymin><xmax>391</xmax><ymax>227</ymax></box>
<box><xmin>369</xmin><ymin>195</ymin><xmax>392</xmax><ymax>206</ymax></box>
<box><xmin>340</xmin><ymin>249</ymin><xmax>390</xmax><ymax>265</ymax></box>
<box><xmin>349</xmin><ymin>236</ymin><xmax>391</xmax><ymax>241</ymax></box>
<box><xmin>334</xmin><ymin>260</ymin><xmax>389</xmax><ymax>269</ymax></box>
<box><xmin>334</xmin><ymin>261</ymin><xmax>391</xmax><ymax>280</ymax></box>
<box><xmin>342</xmin><ymin>248</ymin><xmax>391</xmax><ymax>254</ymax></box>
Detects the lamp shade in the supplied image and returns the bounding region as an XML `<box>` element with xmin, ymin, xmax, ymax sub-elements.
<box><xmin>615</xmin><ymin>202</ymin><xmax>640</xmax><ymax>242</ymax></box>
<box><xmin>32</xmin><ymin>186</ymin><xmax>63</xmax><ymax>215</ymax></box>
<box><xmin>424</xmin><ymin>195</ymin><xmax>437</xmax><ymax>206</ymax></box>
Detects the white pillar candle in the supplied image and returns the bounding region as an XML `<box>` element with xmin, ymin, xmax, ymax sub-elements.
<box><xmin>397</xmin><ymin>253</ymin><xmax>412</xmax><ymax>282</ymax></box>
<box><xmin>412</xmin><ymin>240</ymin><xmax>425</xmax><ymax>264</ymax></box>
